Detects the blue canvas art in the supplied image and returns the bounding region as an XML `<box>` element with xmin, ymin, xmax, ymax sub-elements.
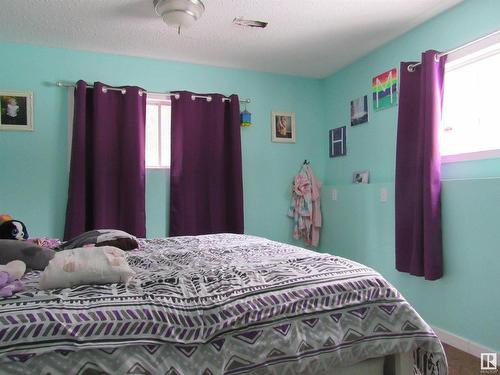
<box><xmin>329</xmin><ymin>126</ymin><xmax>346</xmax><ymax>157</ymax></box>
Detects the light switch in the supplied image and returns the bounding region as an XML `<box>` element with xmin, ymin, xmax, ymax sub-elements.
<box><xmin>331</xmin><ymin>188</ymin><xmax>338</xmax><ymax>201</ymax></box>
<box><xmin>380</xmin><ymin>188</ymin><xmax>388</xmax><ymax>202</ymax></box>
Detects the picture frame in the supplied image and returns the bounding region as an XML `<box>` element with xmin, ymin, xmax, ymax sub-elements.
<box><xmin>272</xmin><ymin>111</ymin><xmax>296</xmax><ymax>143</ymax></box>
<box><xmin>351</xmin><ymin>95</ymin><xmax>369</xmax><ymax>126</ymax></box>
<box><xmin>352</xmin><ymin>170</ymin><xmax>370</xmax><ymax>184</ymax></box>
<box><xmin>329</xmin><ymin>126</ymin><xmax>346</xmax><ymax>157</ymax></box>
<box><xmin>372</xmin><ymin>68</ymin><xmax>398</xmax><ymax>111</ymax></box>
<box><xmin>0</xmin><ymin>91</ymin><xmax>33</xmax><ymax>131</ymax></box>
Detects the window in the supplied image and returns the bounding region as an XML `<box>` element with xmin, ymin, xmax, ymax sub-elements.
<box><xmin>146</xmin><ymin>94</ymin><xmax>171</xmax><ymax>168</ymax></box>
<box><xmin>441</xmin><ymin>37</ymin><xmax>500</xmax><ymax>162</ymax></box>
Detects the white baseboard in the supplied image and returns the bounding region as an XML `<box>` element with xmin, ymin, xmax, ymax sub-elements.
<box><xmin>432</xmin><ymin>326</ymin><xmax>496</xmax><ymax>358</ymax></box>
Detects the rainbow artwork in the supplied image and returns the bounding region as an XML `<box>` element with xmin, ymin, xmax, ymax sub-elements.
<box><xmin>372</xmin><ymin>68</ymin><xmax>398</xmax><ymax>111</ymax></box>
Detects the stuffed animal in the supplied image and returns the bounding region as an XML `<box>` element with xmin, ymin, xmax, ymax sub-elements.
<box><xmin>0</xmin><ymin>260</ymin><xmax>26</xmax><ymax>280</ymax></box>
<box><xmin>0</xmin><ymin>260</ymin><xmax>26</xmax><ymax>297</ymax></box>
<box><xmin>0</xmin><ymin>214</ymin><xmax>29</xmax><ymax>240</ymax></box>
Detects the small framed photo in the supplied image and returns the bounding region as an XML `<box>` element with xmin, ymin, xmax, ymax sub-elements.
<box><xmin>272</xmin><ymin>112</ymin><xmax>296</xmax><ymax>143</ymax></box>
<box><xmin>352</xmin><ymin>170</ymin><xmax>369</xmax><ymax>184</ymax></box>
<box><xmin>351</xmin><ymin>95</ymin><xmax>369</xmax><ymax>126</ymax></box>
<box><xmin>0</xmin><ymin>91</ymin><xmax>33</xmax><ymax>131</ymax></box>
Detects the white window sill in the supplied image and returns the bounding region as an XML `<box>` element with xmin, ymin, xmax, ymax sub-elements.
<box><xmin>146</xmin><ymin>166</ymin><xmax>170</xmax><ymax>170</ymax></box>
<box><xmin>441</xmin><ymin>149</ymin><xmax>500</xmax><ymax>163</ymax></box>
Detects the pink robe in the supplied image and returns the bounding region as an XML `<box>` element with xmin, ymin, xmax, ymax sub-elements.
<box><xmin>288</xmin><ymin>164</ymin><xmax>322</xmax><ymax>247</ymax></box>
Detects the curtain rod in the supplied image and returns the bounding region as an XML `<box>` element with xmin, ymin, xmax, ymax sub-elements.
<box><xmin>407</xmin><ymin>28</ymin><xmax>500</xmax><ymax>72</ymax></box>
<box><xmin>55</xmin><ymin>81</ymin><xmax>251</xmax><ymax>104</ymax></box>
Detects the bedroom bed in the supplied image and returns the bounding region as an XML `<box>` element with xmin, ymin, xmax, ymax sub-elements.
<box><xmin>0</xmin><ymin>234</ymin><xmax>447</xmax><ymax>374</ymax></box>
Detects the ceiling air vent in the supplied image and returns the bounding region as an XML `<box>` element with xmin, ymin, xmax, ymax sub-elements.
<box><xmin>233</xmin><ymin>17</ymin><xmax>268</xmax><ymax>28</ymax></box>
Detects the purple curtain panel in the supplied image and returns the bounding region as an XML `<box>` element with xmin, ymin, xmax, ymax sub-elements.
<box><xmin>64</xmin><ymin>81</ymin><xmax>147</xmax><ymax>240</ymax></box>
<box><xmin>395</xmin><ymin>50</ymin><xmax>446</xmax><ymax>280</ymax></box>
<box><xmin>169</xmin><ymin>92</ymin><xmax>244</xmax><ymax>236</ymax></box>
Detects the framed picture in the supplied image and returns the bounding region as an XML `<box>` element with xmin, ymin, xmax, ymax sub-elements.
<box><xmin>272</xmin><ymin>112</ymin><xmax>296</xmax><ymax>143</ymax></box>
<box><xmin>329</xmin><ymin>126</ymin><xmax>346</xmax><ymax>157</ymax></box>
<box><xmin>0</xmin><ymin>91</ymin><xmax>33</xmax><ymax>131</ymax></box>
<box><xmin>351</xmin><ymin>95</ymin><xmax>369</xmax><ymax>126</ymax></box>
<box><xmin>372</xmin><ymin>68</ymin><xmax>398</xmax><ymax>111</ymax></box>
<box><xmin>352</xmin><ymin>170</ymin><xmax>370</xmax><ymax>184</ymax></box>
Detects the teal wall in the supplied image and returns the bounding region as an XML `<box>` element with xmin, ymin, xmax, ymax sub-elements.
<box><xmin>0</xmin><ymin>43</ymin><xmax>326</xmax><ymax>242</ymax></box>
<box><xmin>0</xmin><ymin>0</ymin><xmax>498</xmax><ymax>353</ymax></box>
<box><xmin>321</xmin><ymin>0</ymin><xmax>500</xmax><ymax>351</ymax></box>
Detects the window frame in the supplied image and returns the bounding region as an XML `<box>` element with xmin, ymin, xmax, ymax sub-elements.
<box><xmin>145</xmin><ymin>93</ymin><xmax>171</xmax><ymax>170</ymax></box>
<box><xmin>441</xmin><ymin>32</ymin><xmax>500</xmax><ymax>164</ymax></box>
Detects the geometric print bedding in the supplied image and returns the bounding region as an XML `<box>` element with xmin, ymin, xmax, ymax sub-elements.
<box><xmin>0</xmin><ymin>234</ymin><xmax>447</xmax><ymax>374</ymax></box>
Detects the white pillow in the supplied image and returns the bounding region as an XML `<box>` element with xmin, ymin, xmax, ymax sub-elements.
<box><xmin>39</xmin><ymin>246</ymin><xmax>134</xmax><ymax>290</ymax></box>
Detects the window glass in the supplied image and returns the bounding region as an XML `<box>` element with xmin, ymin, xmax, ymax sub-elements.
<box><xmin>145</xmin><ymin>97</ymin><xmax>170</xmax><ymax>168</ymax></box>
<box><xmin>160</xmin><ymin>104</ymin><xmax>171</xmax><ymax>167</ymax></box>
<box><xmin>441</xmin><ymin>42</ymin><xmax>500</xmax><ymax>161</ymax></box>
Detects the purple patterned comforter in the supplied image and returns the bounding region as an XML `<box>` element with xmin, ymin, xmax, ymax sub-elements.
<box><xmin>0</xmin><ymin>234</ymin><xmax>447</xmax><ymax>374</ymax></box>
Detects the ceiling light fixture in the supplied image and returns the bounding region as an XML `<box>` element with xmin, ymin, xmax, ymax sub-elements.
<box><xmin>153</xmin><ymin>0</ymin><xmax>205</xmax><ymax>35</ymax></box>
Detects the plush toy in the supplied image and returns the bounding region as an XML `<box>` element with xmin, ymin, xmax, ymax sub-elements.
<box><xmin>0</xmin><ymin>214</ymin><xmax>29</xmax><ymax>240</ymax></box>
<box><xmin>0</xmin><ymin>260</ymin><xmax>26</xmax><ymax>297</ymax></box>
<box><xmin>0</xmin><ymin>260</ymin><xmax>25</xmax><ymax>280</ymax></box>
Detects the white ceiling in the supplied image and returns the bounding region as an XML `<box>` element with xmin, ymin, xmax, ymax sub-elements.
<box><xmin>0</xmin><ymin>0</ymin><xmax>462</xmax><ymax>78</ymax></box>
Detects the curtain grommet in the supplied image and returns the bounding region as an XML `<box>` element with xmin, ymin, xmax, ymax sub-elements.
<box><xmin>207</xmin><ymin>97</ymin><xmax>212</xmax><ymax>102</ymax></box>
<box><xmin>175</xmin><ymin>94</ymin><xmax>180</xmax><ymax>100</ymax></box>
<box><xmin>434</xmin><ymin>53</ymin><xmax>441</xmax><ymax>62</ymax></box>
<box><xmin>191</xmin><ymin>95</ymin><xmax>195</xmax><ymax>101</ymax></box>
<box><xmin>407</xmin><ymin>65</ymin><xmax>415</xmax><ymax>72</ymax></box>
<box><xmin>121</xmin><ymin>89</ymin><xmax>126</xmax><ymax>95</ymax></box>
<box><xmin>138</xmin><ymin>90</ymin><xmax>143</xmax><ymax>96</ymax></box>
<box><xmin>102</xmin><ymin>87</ymin><xmax>108</xmax><ymax>93</ymax></box>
